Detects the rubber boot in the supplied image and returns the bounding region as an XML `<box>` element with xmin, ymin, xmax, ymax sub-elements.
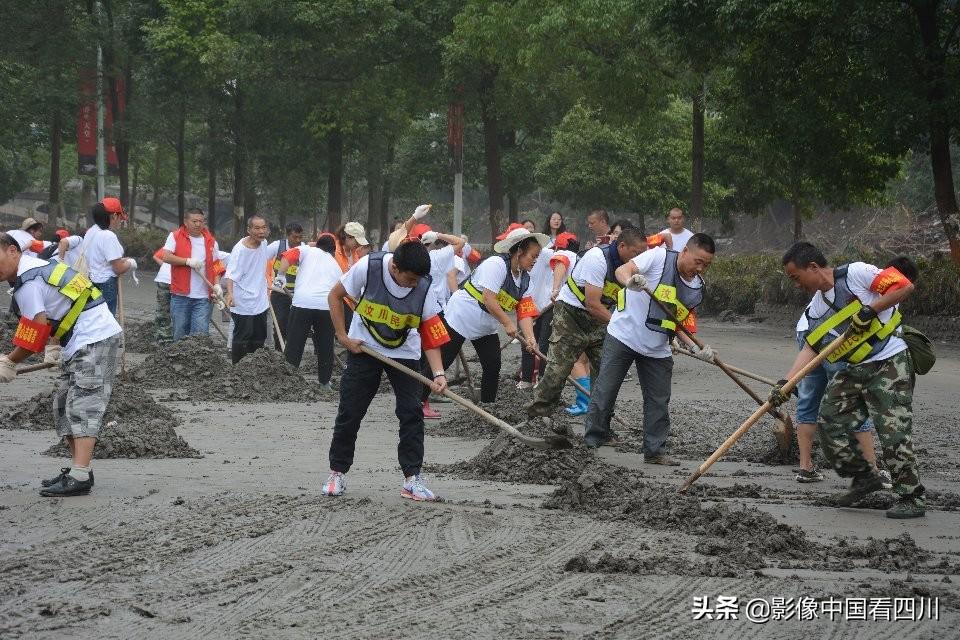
<box><xmin>565</xmin><ymin>377</ymin><xmax>591</xmax><ymax>416</ymax></box>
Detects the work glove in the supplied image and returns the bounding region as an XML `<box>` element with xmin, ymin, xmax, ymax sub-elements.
<box><xmin>126</xmin><ymin>258</ymin><xmax>140</xmax><ymax>285</ymax></box>
<box><xmin>421</xmin><ymin>231</ymin><xmax>439</xmax><ymax>245</ymax></box>
<box><xmin>44</xmin><ymin>344</ymin><xmax>62</xmax><ymax>364</ymax></box>
<box><xmin>670</xmin><ymin>337</ymin><xmax>683</xmax><ymax>354</ymax></box>
<box><xmin>213</xmin><ymin>283</ymin><xmax>224</xmax><ymax>298</ymax></box>
<box><xmin>185</xmin><ymin>258</ymin><xmax>204</xmax><ymax>270</ymax></box>
<box><xmin>768</xmin><ymin>378</ymin><xmax>798</xmax><ymax>407</ymax></box>
<box><xmin>0</xmin><ymin>356</ymin><xmax>16</xmax><ymax>383</ymax></box>
<box><xmin>272</xmin><ymin>275</ymin><xmax>286</xmax><ymax>290</ymax></box>
<box><xmin>690</xmin><ymin>343</ymin><xmax>716</xmax><ymax>363</ymax></box>
<box><xmin>126</xmin><ymin>258</ymin><xmax>138</xmax><ymax>271</ymax></box>
<box><xmin>625</xmin><ymin>273</ymin><xmax>648</xmax><ymax>292</ymax></box>
<box><xmin>849</xmin><ymin>305</ymin><xmax>877</xmax><ymax>335</ymax></box>
<box><xmin>413</xmin><ymin>204</ymin><xmax>432</xmax><ymax>219</ymax></box>
<box><xmin>215</xmin><ymin>298</ymin><xmax>226</xmax><ymax>312</ymax></box>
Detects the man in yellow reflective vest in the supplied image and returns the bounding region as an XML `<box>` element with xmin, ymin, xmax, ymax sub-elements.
<box><xmin>771</xmin><ymin>242</ymin><xmax>924</xmax><ymax>519</ymax></box>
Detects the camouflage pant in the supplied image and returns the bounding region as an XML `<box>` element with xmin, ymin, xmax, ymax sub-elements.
<box><xmin>155</xmin><ymin>283</ymin><xmax>173</xmax><ymax>344</ymax></box>
<box><xmin>53</xmin><ymin>334</ymin><xmax>120</xmax><ymax>439</ymax></box>
<box><xmin>527</xmin><ymin>301</ymin><xmax>606</xmax><ymax>417</ymax></box>
<box><xmin>819</xmin><ymin>349</ymin><xmax>924</xmax><ymax>503</ymax></box>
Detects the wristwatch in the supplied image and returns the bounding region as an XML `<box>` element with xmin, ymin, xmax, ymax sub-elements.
<box><xmin>432</xmin><ymin>371</ymin><xmax>446</xmax><ymax>378</ymax></box>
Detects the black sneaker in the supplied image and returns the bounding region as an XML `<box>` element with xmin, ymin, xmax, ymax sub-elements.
<box><xmin>835</xmin><ymin>472</ymin><xmax>885</xmax><ymax>507</ymax></box>
<box><xmin>644</xmin><ymin>454</ymin><xmax>680</xmax><ymax>466</ymax></box>
<box><xmin>886</xmin><ymin>498</ymin><xmax>925</xmax><ymax>519</ymax></box>
<box><xmin>39</xmin><ymin>474</ymin><xmax>93</xmax><ymax>497</ymax></box>
<box><xmin>41</xmin><ymin>469</ymin><xmax>94</xmax><ymax>488</ymax></box>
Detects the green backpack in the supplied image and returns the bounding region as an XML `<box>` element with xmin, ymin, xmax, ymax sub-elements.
<box><xmin>901</xmin><ymin>325</ymin><xmax>936</xmax><ymax>375</ymax></box>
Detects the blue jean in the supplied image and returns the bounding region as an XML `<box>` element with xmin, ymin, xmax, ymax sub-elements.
<box><xmin>94</xmin><ymin>276</ymin><xmax>118</xmax><ymax>316</ymax></box>
<box><xmin>170</xmin><ymin>295</ymin><xmax>211</xmax><ymax>340</ymax></box>
<box><xmin>795</xmin><ymin>331</ymin><xmax>873</xmax><ymax>431</ymax></box>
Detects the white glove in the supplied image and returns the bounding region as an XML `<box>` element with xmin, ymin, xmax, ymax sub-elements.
<box><xmin>0</xmin><ymin>356</ymin><xmax>16</xmax><ymax>383</ymax></box>
<box><xmin>272</xmin><ymin>275</ymin><xmax>286</xmax><ymax>290</ymax></box>
<box><xmin>213</xmin><ymin>283</ymin><xmax>224</xmax><ymax>298</ymax></box>
<box><xmin>413</xmin><ymin>204</ymin><xmax>432</xmax><ymax>219</ymax></box>
<box><xmin>421</xmin><ymin>231</ymin><xmax>439</xmax><ymax>245</ymax></box>
<box><xmin>670</xmin><ymin>337</ymin><xmax>683</xmax><ymax>354</ymax></box>
<box><xmin>185</xmin><ymin>258</ymin><xmax>204</xmax><ymax>269</ymax></box>
<box><xmin>625</xmin><ymin>273</ymin><xmax>648</xmax><ymax>292</ymax></box>
<box><xmin>127</xmin><ymin>258</ymin><xmax>140</xmax><ymax>285</ymax></box>
<box><xmin>215</xmin><ymin>298</ymin><xmax>226</xmax><ymax>311</ymax></box>
<box><xmin>691</xmin><ymin>344</ymin><xmax>716</xmax><ymax>363</ymax></box>
<box><xmin>44</xmin><ymin>344</ymin><xmax>62</xmax><ymax>364</ymax></box>
<box><xmin>126</xmin><ymin>258</ymin><xmax>138</xmax><ymax>270</ymax></box>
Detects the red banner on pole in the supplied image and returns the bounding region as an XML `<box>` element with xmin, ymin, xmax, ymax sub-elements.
<box><xmin>76</xmin><ymin>79</ymin><xmax>96</xmax><ymax>176</ymax></box>
<box><xmin>447</xmin><ymin>102</ymin><xmax>464</xmax><ymax>174</ymax></box>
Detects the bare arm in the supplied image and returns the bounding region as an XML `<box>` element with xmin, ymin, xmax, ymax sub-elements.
<box><xmin>110</xmin><ymin>257</ymin><xmax>131</xmax><ymax>275</ymax></box>
<box><xmin>446</xmin><ymin>268</ymin><xmax>458</xmax><ymax>294</ymax></box>
<box><xmin>162</xmin><ymin>249</ymin><xmax>191</xmax><ymax>266</ymax></box>
<box><xmin>436</xmin><ymin>233</ymin><xmax>465</xmax><ymax>252</ymax></box>
<box><xmin>869</xmin><ymin>283</ymin><xmax>914</xmax><ymax>314</ymax></box>
<box><xmin>481</xmin><ymin>288</ymin><xmax>517</xmax><ymax>337</ymax></box>
<box><xmin>615</xmin><ymin>260</ymin><xmax>638</xmax><ymax>286</ymax></box>
<box><xmin>583</xmin><ymin>284</ymin><xmax>611</xmax><ymax>324</ymax></box>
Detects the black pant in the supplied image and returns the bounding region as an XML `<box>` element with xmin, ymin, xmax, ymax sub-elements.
<box><xmin>285</xmin><ymin>306</ymin><xmax>335</xmax><ymax>384</ymax></box>
<box><xmin>231</xmin><ymin>310</ymin><xmax>268</xmax><ymax>364</ymax></box>
<box><xmin>520</xmin><ymin>306</ymin><xmax>553</xmax><ymax>382</ymax></box>
<box><xmin>329</xmin><ymin>351</ymin><xmax>425</xmax><ymax>477</ymax></box>
<box><xmin>271</xmin><ymin>291</ymin><xmax>292</xmax><ymax>351</ymax></box>
<box><xmin>422</xmin><ymin>317</ymin><xmax>501</xmax><ymax>403</ymax></box>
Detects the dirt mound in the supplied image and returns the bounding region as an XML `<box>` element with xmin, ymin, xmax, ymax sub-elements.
<box><xmin>565</xmin><ymin>550</ymin><xmax>752</xmax><ymax>578</ymax></box>
<box><xmin>6</xmin><ymin>382</ymin><xmax>203</xmax><ymax>459</ymax></box>
<box><xmin>121</xmin><ymin>320</ymin><xmax>159</xmax><ymax>353</ymax></box>
<box><xmin>130</xmin><ymin>335</ymin><xmax>229</xmax><ymax>388</ymax></box>
<box><xmin>190</xmin><ymin>347</ymin><xmax>335</xmax><ymax>402</ymax></box>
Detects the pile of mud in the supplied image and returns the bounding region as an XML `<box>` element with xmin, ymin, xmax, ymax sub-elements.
<box><xmin>0</xmin><ymin>382</ymin><xmax>199</xmax><ymax>458</ymax></box>
<box><xmin>121</xmin><ymin>320</ymin><xmax>159</xmax><ymax>353</ymax></box>
<box><xmin>565</xmin><ymin>550</ymin><xmax>751</xmax><ymax>579</ymax></box>
<box><xmin>129</xmin><ymin>335</ymin><xmax>229</xmax><ymax>388</ymax></box>
<box><xmin>190</xmin><ymin>347</ymin><xmax>335</xmax><ymax>402</ymax></box>
<box><xmin>437</xmin><ymin>421</ymin><xmax>593</xmax><ymax>485</ymax></box>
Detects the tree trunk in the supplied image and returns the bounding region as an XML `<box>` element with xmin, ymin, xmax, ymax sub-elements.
<box><xmin>380</xmin><ymin>142</ymin><xmax>394</xmax><ymax>243</ymax></box>
<box><xmin>507</xmin><ymin>193</ymin><xmax>518</xmax><ymax>222</ymax></box>
<box><xmin>480</xmin><ymin>71</ymin><xmax>504</xmax><ymax>242</ymax></box>
<box><xmin>327</xmin><ymin>129</ymin><xmax>343</xmax><ymax>231</ymax></box>
<box><xmin>366</xmin><ymin>150</ymin><xmax>383</xmax><ymax>237</ymax></box>
<box><xmin>48</xmin><ymin>110</ymin><xmax>62</xmax><ymax>227</ymax></box>
<box><xmin>793</xmin><ymin>202</ymin><xmax>802</xmax><ymax>241</ymax></box>
<box><xmin>690</xmin><ymin>81</ymin><xmax>705</xmax><ymax>223</ymax></box>
<box><xmin>913</xmin><ymin>2</ymin><xmax>960</xmax><ymax>266</ymax></box>
<box><xmin>176</xmin><ymin>102</ymin><xmax>186</xmax><ymax>226</ymax></box>
<box><xmin>151</xmin><ymin>145</ymin><xmax>161</xmax><ymax>228</ymax></box>
<box><xmin>129</xmin><ymin>161</ymin><xmax>139</xmax><ymax>223</ymax></box>
<box><xmin>207</xmin><ymin>116</ymin><xmax>217</xmax><ymax>233</ymax></box>
<box><xmin>80</xmin><ymin>180</ymin><xmax>92</xmax><ymax>228</ymax></box>
<box><xmin>243</xmin><ymin>160</ymin><xmax>257</xmax><ymax>218</ymax></box>
<box><xmin>232</xmin><ymin>86</ymin><xmax>245</xmax><ymax>236</ymax></box>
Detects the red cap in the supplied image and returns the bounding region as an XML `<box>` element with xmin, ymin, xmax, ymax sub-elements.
<box><xmin>101</xmin><ymin>197</ymin><xmax>128</xmax><ymax>220</ymax></box>
<box><xmin>467</xmin><ymin>248</ymin><xmax>482</xmax><ymax>266</ymax></box>
<box><xmin>495</xmin><ymin>222</ymin><xmax>524</xmax><ymax>241</ymax></box>
<box><xmin>553</xmin><ymin>231</ymin><xmax>578</xmax><ymax>249</ymax></box>
<box><xmin>55</xmin><ymin>229</ymin><xmax>69</xmax><ymax>240</ymax></box>
<box><xmin>408</xmin><ymin>223</ymin><xmax>432</xmax><ymax>240</ymax></box>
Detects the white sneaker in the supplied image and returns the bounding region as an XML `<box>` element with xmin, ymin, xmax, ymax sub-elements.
<box><xmin>878</xmin><ymin>469</ymin><xmax>893</xmax><ymax>490</ymax></box>
<box><xmin>516</xmin><ymin>381</ymin><xmax>533</xmax><ymax>390</ymax></box>
<box><xmin>321</xmin><ymin>471</ymin><xmax>345</xmax><ymax>497</ymax></box>
<box><xmin>401</xmin><ymin>474</ymin><xmax>437</xmax><ymax>501</ymax></box>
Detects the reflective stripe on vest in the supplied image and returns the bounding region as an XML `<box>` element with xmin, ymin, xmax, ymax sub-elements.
<box><xmin>564</xmin><ymin>245</ymin><xmax>623</xmax><ymax>308</ymax></box>
<box><xmin>272</xmin><ymin>239</ymin><xmax>297</xmax><ymax>291</ymax></box>
<box><xmin>804</xmin><ymin>265</ymin><xmax>902</xmax><ymax>363</ymax></box>
<box><xmin>14</xmin><ymin>261</ymin><xmax>105</xmax><ymax>341</ymax></box>
<box><xmin>355</xmin><ymin>252</ymin><xmax>431</xmax><ymax>348</ymax></box>
<box><xmin>641</xmin><ymin>250</ymin><xmax>703</xmax><ymax>336</ymax></box>
<box><xmin>462</xmin><ymin>255</ymin><xmax>529</xmax><ymax>314</ymax></box>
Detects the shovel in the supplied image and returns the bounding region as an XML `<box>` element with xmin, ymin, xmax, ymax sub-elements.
<box><xmin>674</xmin><ymin>346</ymin><xmax>777</xmax><ymax>387</ymax></box>
<box><xmin>456</xmin><ymin>349</ymin><xmax>478</xmax><ymax>401</ymax></box>
<box><xmin>643</xmin><ymin>286</ymin><xmax>795</xmax><ymax>454</ymax></box>
<box><xmin>16</xmin><ymin>362</ymin><xmax>57</xmax><ymax>375</ymax></box>
<box><xmin>194</xmin><ymin>271</ymin><xmax>231</xmax><ymax>342</ymax></box>
<box><xmin>359</xmin><ymin>345</ymin><xmax>571</xmax><ymax>450</ymax></box>
<box><xmin>679</xmin><ymin>331</ymin><xmax>849</xmax><ymax>493</ymax></box>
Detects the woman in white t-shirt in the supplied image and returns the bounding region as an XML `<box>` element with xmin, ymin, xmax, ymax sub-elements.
<box><xmin>277</xmin><ymin>233</ymin><xmax>343</xmax><ymax>390</ymax></box>
<box><xmin>424</xmin><ymin>226</ymin><xmax>548</xmax><ymax>407</ymax></box>
<box><xmin>80</xmin><ymin>198</ymin><xmax>136</xmax><ymax>316</ymax></box>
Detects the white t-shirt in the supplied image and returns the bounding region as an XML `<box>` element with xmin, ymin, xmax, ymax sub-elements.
<box><xmin>527</xmin><ymin>246</ymin><xmax>556</xmax><ymax>312</ymax></box>
<box><xmin>162</xmin><ymin>232</ymin><xmax>221</xmax><ymax>299</ymax></box>
<box><xmin>454</xmin><ymin>255</ymin><xmax>469</xmax><ymax>284</ymax></box>
<box><xmin>341</xmin><ymin>254</ymin><xmax>442</xmax><ymax>360</ymax></box>
<box><xmin>445</xmin><ymin>256</ymin><xmax>526</xmax><ymax>340</ymax></box>
<box><xmin>266</xmin><ymin>239</ymin><xmax>307</xmax><ymax>263</ymax></box>
<box><xmin>795</xmin><ymin>291</ymin><xmax>824</xmax><ymax>333</ymax></box>
<box><xmin>225</xmin><ymin>238</ymin><xmax>270</xmax><ymax>316</ymax></box>
<box><xmin>13</xmin><ymin>256</ymin><xmax>122</xmax><ymax>359</ymax></box>
<box><xmin>57</xmin><ymin>236</ymin><xmax>84</xmax><ymax>269</ymax></box>
<box><xmin>661</xmin><ymin>227</ymin><xmax>695</xmax><ymax>252</ymax></box>
<box><xmin>608</xmin><ymin>246</ymin><xmax>701</xmax><ymax>358</ymax></box>
<box><xmin>287</xmin><ymin>247</ymin><xmax>341</xmax><ymax>310</ymax></box>
<box><xmin>82</xmin><ymin>225</ymin><xmax>124</xmax><ymax>283</ymax></box>
<box><xmin>804</xmin><ymin>262</ymin><xmax>907</xmax><ymax>363</ymax></box>
<box><xmin>558</xmin><ymin>246</ymin><xmax>608</xmax><ymax>310</ymax></box>
<box><xmin>428</xmin><ymin>245</ymin><xmax>457</xmax><ymax>310</ymax></box>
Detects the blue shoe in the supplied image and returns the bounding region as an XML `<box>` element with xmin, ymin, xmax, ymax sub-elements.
<box><xmin>565</xmin><ymin>376</ymin><xmax>591</xmax><ymax>416</ymax></box>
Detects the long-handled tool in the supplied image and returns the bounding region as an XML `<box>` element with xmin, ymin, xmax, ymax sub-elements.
<box><xmin>16</xmin><ymin>362</ymin><xmax>56</xmax><ymax>375</ymax></box>
<box><xmin>456</xmin><ymin>349</ymin><xmax>478</xmax><ymax>401</ymax></box>
<box><xmin>118</xmin><ymin>275</ymin><xmax>127</xmax><ymax>378</ymax></box>
<box><xmin>359</xmin><ymin>345</ymin><xmax>571</xmax><ymax>450</ymax></box>
<box><xmin>527</xmin><ymin>344</ymin><xmax>630</xmax><ymax>430</ymax></box>
<box><xmin>679</xmin><ymin>331</ymin><xmax>849</xmax><ymax>493</ymax></box>
<box><xmin>194</xmin><ymin>270</ymin><xmax>230</xmax><ymax>342</ymax></box>
<box><xmin>674</xmin><ymin>345</ymin><xmax>777</xmax><ymax>387</ymax></box>
<box><xmin>642</xmin><ymin>286</ymin><xmax>795</xmax><ymax>453</ymax></box>
<box><xmin>268</xmin><ymin>298</ymin><xmax>286</xmax><ymax>352</ymax></box>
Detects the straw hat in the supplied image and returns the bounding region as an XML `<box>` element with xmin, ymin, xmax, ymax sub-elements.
<box><xmin>493</xmin><ymin>227</ymin><xmax>550</xmax><ymax>254</ymax></box>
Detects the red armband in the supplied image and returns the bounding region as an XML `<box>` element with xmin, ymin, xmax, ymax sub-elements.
<box><xmin>212</xmin><ymin>260</ymin><xmax>227</xmax><ymax>276</ymax></box>
<box><xmin>681</xmin><ymin>309</ymin><xmax>698</xmax><ymax>334</ymax></box>
<box><xmin>646</xmin><ymin>233</ymin><xmax>667</xmax><ymax>248</ymax></box>
<box><xmin>281</xmin><ymin>247</ymin><xmax>301</xmax><ymax>264</ymax></box>
<box><xmin>13</xmin><ymin>317</ymin><xmax>51</xmax><ymax>352</ymax></box>
<box><xmin>549</xmin><ymin>255</ymin><xmax>570</xmax><ymax>269</ymax></box>
<box><xmin>419</xmin><ymin>314</ymin><xmax>450</xmax><ymax>350</ymax></box>
<box><xmin>516</xmin><ymin>296</ymin><xmax>539</xmax><ymax>320</ymax></box>
<box><xmin>870</xmin><ymin>266</ymin><xmax>911</xmax><ymax>294</ymax></box>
